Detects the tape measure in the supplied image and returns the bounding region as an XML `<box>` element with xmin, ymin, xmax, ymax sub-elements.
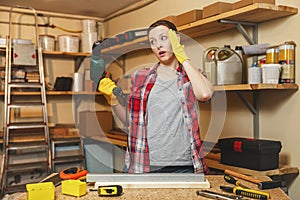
<box><xmin>59</xmin><ymin>167</ymin><xmax>88</xmax><ymax>180</ymax></box>
<box><xmin>97</xmin><ymin>185</ymin><xmax>123</xmax><ymax>196</ymax></box>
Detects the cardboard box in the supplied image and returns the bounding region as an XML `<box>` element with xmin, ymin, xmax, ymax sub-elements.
<box><xmin>176</xmin><ymin>10</ymin><xmax>203</xmax><ymax>26</ymax></box>
<box><xmin>79</xmin><ymin>111</ymin><xmax>113</xmax><ymax>136</ymax></box>
<box><xmin>160</xmin><ymin>15</ymin><xmax>177</xmax><ymax>26</ymax></box>
<box><xmin>202</xmin><ymin>2</ymin><xmax>232</xmax><ymax>18</ymax></box>
<box><xmin>218</xmin><ymin>137</ymin><xmax>282</xmax><ymax>170</ymax></box>
<box><xmin>232</xmin><ymin>0</ymin><xmax>275</xmax><ymax>10</ymax></box>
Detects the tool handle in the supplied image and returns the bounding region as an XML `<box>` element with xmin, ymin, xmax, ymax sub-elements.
<box><xmin>224</xmin><ymin>169</ymin><xmax>261</xmax><ymax>184</ymax></box>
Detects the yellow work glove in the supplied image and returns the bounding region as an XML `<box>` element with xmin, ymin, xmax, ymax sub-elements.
<box><xmin>98</xmin><ymin>78</ymin><xmax>118</xmax><ymax>106</ymax></box>
<box><xmin>168</xmin><ymin>29</ymin><xmax>190</xmax><ymax>64</ymax></box>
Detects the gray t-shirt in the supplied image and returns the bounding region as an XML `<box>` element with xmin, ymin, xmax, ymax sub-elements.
<box><xmin>147</xmin><ymin>78</ymin><xmax>192</xmax><ymax>166</ymax></box>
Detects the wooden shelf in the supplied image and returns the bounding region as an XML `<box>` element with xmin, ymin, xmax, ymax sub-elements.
<box><xmin>179</xmin><ymin>3</ymin><xmax>298</xmax><ymax>38</ymax></box>
<box><xmin>214</xmin><ymin>83</ymin><xmax>298</xmax><ymax>91</ymax></box>
<box><xmin>42</xmin><ymin>51</ymin><xmax>90</xmax><ymax>57</ymax></box>
<box><xmin>0</xmin><ymin>48</ymin><xmax>90</xmax><ymax>57</ymax></box>
<box><xmin>0</xmin><ymin>84</ymin><xmax>297</xmax><ymax>96</ymax></box>
<box><xmin>100</xmin><ymin>3</ymin><xmax>297</xmax><ymax>55</ymax></box>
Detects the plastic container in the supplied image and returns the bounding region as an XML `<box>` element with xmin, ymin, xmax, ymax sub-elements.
<box><xmin>39</xmin><ymin>34</ymin><xmax>55</xmax><ymax>51</ymax></box>
<box><xmin>58</xmin><ymin>35</ymin><xmax>79</xmax><ymax>52</ymax></box>
<box><xmin>279</xmin><ymin>41</ymin><xmax>295</xmax><ymax>62</ymax></box>
<box><xmin>81</xmin><ymin>32</ymin><xmax>97</xmax><ymax>53</ymax></box>
<box><xmin>203</xmin><ymin>47</ymin><xmax>218</xmax><ymax>85</ymax></box>
<box><xmin>81</xmin><ymin>19</ymin><xmax>97</xmax><ymax>33</ymax></box>
<box><xmin>261</xmin><ymin>64</ymin><xmax>281</xmax><ymax>84</ymax></box>
<box><xmin>248</xmin><ymin>63</ymin><xmax>261</xmax><ymax>84</ymax></box>
<box><xmin>266</xmin><ymin>46</ymin><xmax>279</xmax><ymax>64</ymax></box>
<box><xmin>215</xmin><ymin>47</ymin><xmax>243</xmax><ymax>85</ymax></box>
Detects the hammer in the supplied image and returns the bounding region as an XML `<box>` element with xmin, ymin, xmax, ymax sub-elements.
<box><xmin>224</xmin><ymin>169</ymin><xmax>282</xmax><ymax>190</ymax></box>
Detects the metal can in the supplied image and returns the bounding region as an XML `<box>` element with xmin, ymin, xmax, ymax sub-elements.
<box><xmin>279</xmin><ymin>41</ymin><xmax>295</xmax><ymax>62</ymax></box>
<box><xmin>278</xmin><ymin>41</ymin><xmax>296</xmax><ymax>83</ymax></box>
<box><xmin>266</xmin><ymin>47</ymin><xmax>279</xmax><ymax>64</ymax></box>
<box><xmin>279</xmin><ymin>60</ymin><xmax>295</xmax><ymax>83</ymax></box>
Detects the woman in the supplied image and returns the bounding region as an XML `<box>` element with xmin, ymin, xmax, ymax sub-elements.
<box><xmin>98</xmin><ymin>20</ymin><xmax>214</xmax><ymax>174</ymax></box>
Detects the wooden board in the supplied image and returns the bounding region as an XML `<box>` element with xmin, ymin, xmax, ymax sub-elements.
<box><xmin>206</xmin><ymin>158</ymin><xmax>299</xmax><ymax>176</ymax></box>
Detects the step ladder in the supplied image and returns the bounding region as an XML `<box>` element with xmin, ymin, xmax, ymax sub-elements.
<box><xmin>51</xmin><ymin>137</ymin><xmax>86</xmax><ymax>172</ymax></box>
<box><xmin>0</xmin><ymin>6</ymin><xmax>51</xmax><ymax>195</ymax></box>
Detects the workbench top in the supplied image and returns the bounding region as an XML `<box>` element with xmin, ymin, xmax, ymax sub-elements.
<box><xmin>13</xmin><ymin>175</ymin><xmax>290</xmax><ymax>200</ymax></box>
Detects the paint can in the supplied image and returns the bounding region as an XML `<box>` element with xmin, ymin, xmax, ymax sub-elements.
<box><xmin>81</xmin><ymin>32</ymin><xmax>97</xmax><ymax>53</ymax></box>
<box><xmin>278</xmin><ymin>41</ymin><xmax>296</xmax><ymax>83</ymax></box>
<box><xmin>82</xmin><ymin>19</ymin><xmax>97</xmax><ymax>33</ymax></box>
<box><xmin>266</xmin><ymin>46</ymin><xmax>279</xmax><ymax>64</ymax></box>
<box><xmin>261</xmin><ymin>64</ymin><xmax>281</xmax><ymax>84</ymax></box>
<box><xmin>279</xmin><ymin>41</ymin><xmax>295</xmax><ymax>62</ymax></box>
<box><xmin>58</xmin><ymin>35</ymin><xmax>79</xmax><ymax>52</ymax></box>
<box><xmin>39</xmin><ymin>34</ymin><xmax>55</xmax><ymax>51</ymax></box>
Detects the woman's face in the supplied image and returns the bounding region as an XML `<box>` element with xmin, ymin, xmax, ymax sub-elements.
<box><xmin>148</xmin><ymin>25</ymin><xmax>175</xmax><ymax>64</ymax></box>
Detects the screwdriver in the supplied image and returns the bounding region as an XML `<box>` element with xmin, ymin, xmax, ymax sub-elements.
<box><xmin>224</xmin><ymin>175</ymin><xmax>250</xmax><ymax>189</ymax></box>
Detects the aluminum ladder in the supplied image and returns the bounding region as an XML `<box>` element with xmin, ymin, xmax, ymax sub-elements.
<box><xmin>0</xmin><ymin>6</ymin><xmax>51</xmax><ymax>195</ymax></box>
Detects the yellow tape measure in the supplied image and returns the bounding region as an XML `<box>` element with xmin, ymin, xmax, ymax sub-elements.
<box><xmin>97</xmin><ymin>185</ymin><xmax>123</xmax><ymax>196</ymax></box>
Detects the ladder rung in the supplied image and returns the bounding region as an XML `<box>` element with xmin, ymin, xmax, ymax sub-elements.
<box><xmin>12</xmin><ymin>63</ymin><xmax>38</xmax><ymax>67</ymax></box>
<box><xmin>8</xmin><ymin>82</ymin><xmax>42</xmax><ymax>88</ymax></box>
<box><xmin>7</xmin><ymin>122</ymin><xmax>46</xmax><ymax>129</ymax></box>
<box><xmin>6</xmin><ymin>162</ymin><xmax>49</xmax><ymax>173</ymax></box>
<box><xmin>52</xmin><ymin>139</ymin><xmax>81</xmax><ymax>144</ymax></box>
<box><xmin>53</xmin><ymin>156</ymin><xmax>84</xmax><ymax>164</ymax></box>
<box><xmin>8</xmin><ymin>102</ymin><xmax>45</xmax><ymax>108</ymax></box>
<box><xmin>7</xmin><ymin>143</ymin><xmax>48</xmax><ymax>151</ymax></box>
<box><xmin>3</xmin><ymin>184</ymin><xmax>27</xmax><ymax>194</ymax></box>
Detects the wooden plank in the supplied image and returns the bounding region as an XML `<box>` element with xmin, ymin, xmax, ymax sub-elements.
<box><xmin>206</xmin><ymin>158</ymin><xmax>299</xmax><ymax>176</ymax></box>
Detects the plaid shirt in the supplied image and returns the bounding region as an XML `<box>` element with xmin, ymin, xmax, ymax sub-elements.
<box><xmin>124</xmin><ymin>63</ymin><xmax>208</xmax><ymax>174</ymax></box>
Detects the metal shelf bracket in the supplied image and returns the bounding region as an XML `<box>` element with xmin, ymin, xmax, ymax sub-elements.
<box><xmin>236</xmin><ymin>91</ymin><xmax>260</xmax><ymax>138</ymax></box>
<box><xmin>219</xmin><ymin>19</ymin><xmax>260</xmax><ymax>138</ymax></box>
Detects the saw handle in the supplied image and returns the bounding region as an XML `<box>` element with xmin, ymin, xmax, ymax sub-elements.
<box><xmin>224</xmin><ymin>169</ymin><xmax>261</xmax><ymax>184</ymax></box>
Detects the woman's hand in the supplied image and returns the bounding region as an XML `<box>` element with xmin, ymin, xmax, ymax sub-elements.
<box><xmin>168</xmin><ymin>29</ymin><xmax>190</xmax><ymax>64</ymax></box>
<box><xmin>98</xmin><ymin>78</ymin><xmax>118</xmax><ymax>105</ymax></box>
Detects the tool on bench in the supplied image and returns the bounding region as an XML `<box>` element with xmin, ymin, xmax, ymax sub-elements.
<box><xmin>220</xmin><ymin>186</ymin><xmax>270</xmax><ymax>200</ymax></box>
<box><xmin>59</xmin><ymin>167</ymin><xmax>88</xmax><ymax>180</ymax></box>
<box><xmin>224</xmin><ymin>175</ymin><xmax>250</xmax><ymax>189</ymax></box>
<box><xmin>90</xmin><ymin>185</ymin><xmax>123</xmax><ymax>196</ymax></box>
<box><xmin>197</xmin><ymin>190</ymin><xmax>247</xmax><ymax>200</ymax></box>
<box><xmin>224</xmin><ymin>169</ymin><xmax>282</xmax><ymax>190</ymax></box>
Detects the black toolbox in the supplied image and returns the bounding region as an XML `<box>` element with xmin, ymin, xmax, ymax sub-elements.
<box><xmin>218</xmin><ymin>137</ymin><xmax>282</xmax><ymax>170</ymax></box>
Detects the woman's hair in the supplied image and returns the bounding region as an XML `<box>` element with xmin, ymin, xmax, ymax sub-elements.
<box><xmin>147</xmin><ymin>20</ymin><xmax>177</xmax><ymax>36</ymax></box>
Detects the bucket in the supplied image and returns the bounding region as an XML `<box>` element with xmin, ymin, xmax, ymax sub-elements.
<box><xmin>58</xmin><ymin>35</ymin><xmax>79</xmax><ymax>52</ymax></box>
<box><xmin>39</xmin><ymin>34</ymin><xmax>55</xmax><ymax>51</ymax></box>
<box><xmin>82</xmin><ymin>19</ymin><xmax>97</xmax><ymax>33</ymax></box>
<box><xmin>81</xmin><ymin>32</ymin><xmax>97</xmax><ymax>53</ymax></box>
<box><xmin>261</xmin><ymin>64</ymin><xmax>281</xmax><ymax>84</ymax></box>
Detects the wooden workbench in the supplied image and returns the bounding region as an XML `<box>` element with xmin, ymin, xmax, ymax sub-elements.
<box><xmin>14</xmin><ymin>175</ymin><xmax>290</xmax><ymax>200</ymax></box>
